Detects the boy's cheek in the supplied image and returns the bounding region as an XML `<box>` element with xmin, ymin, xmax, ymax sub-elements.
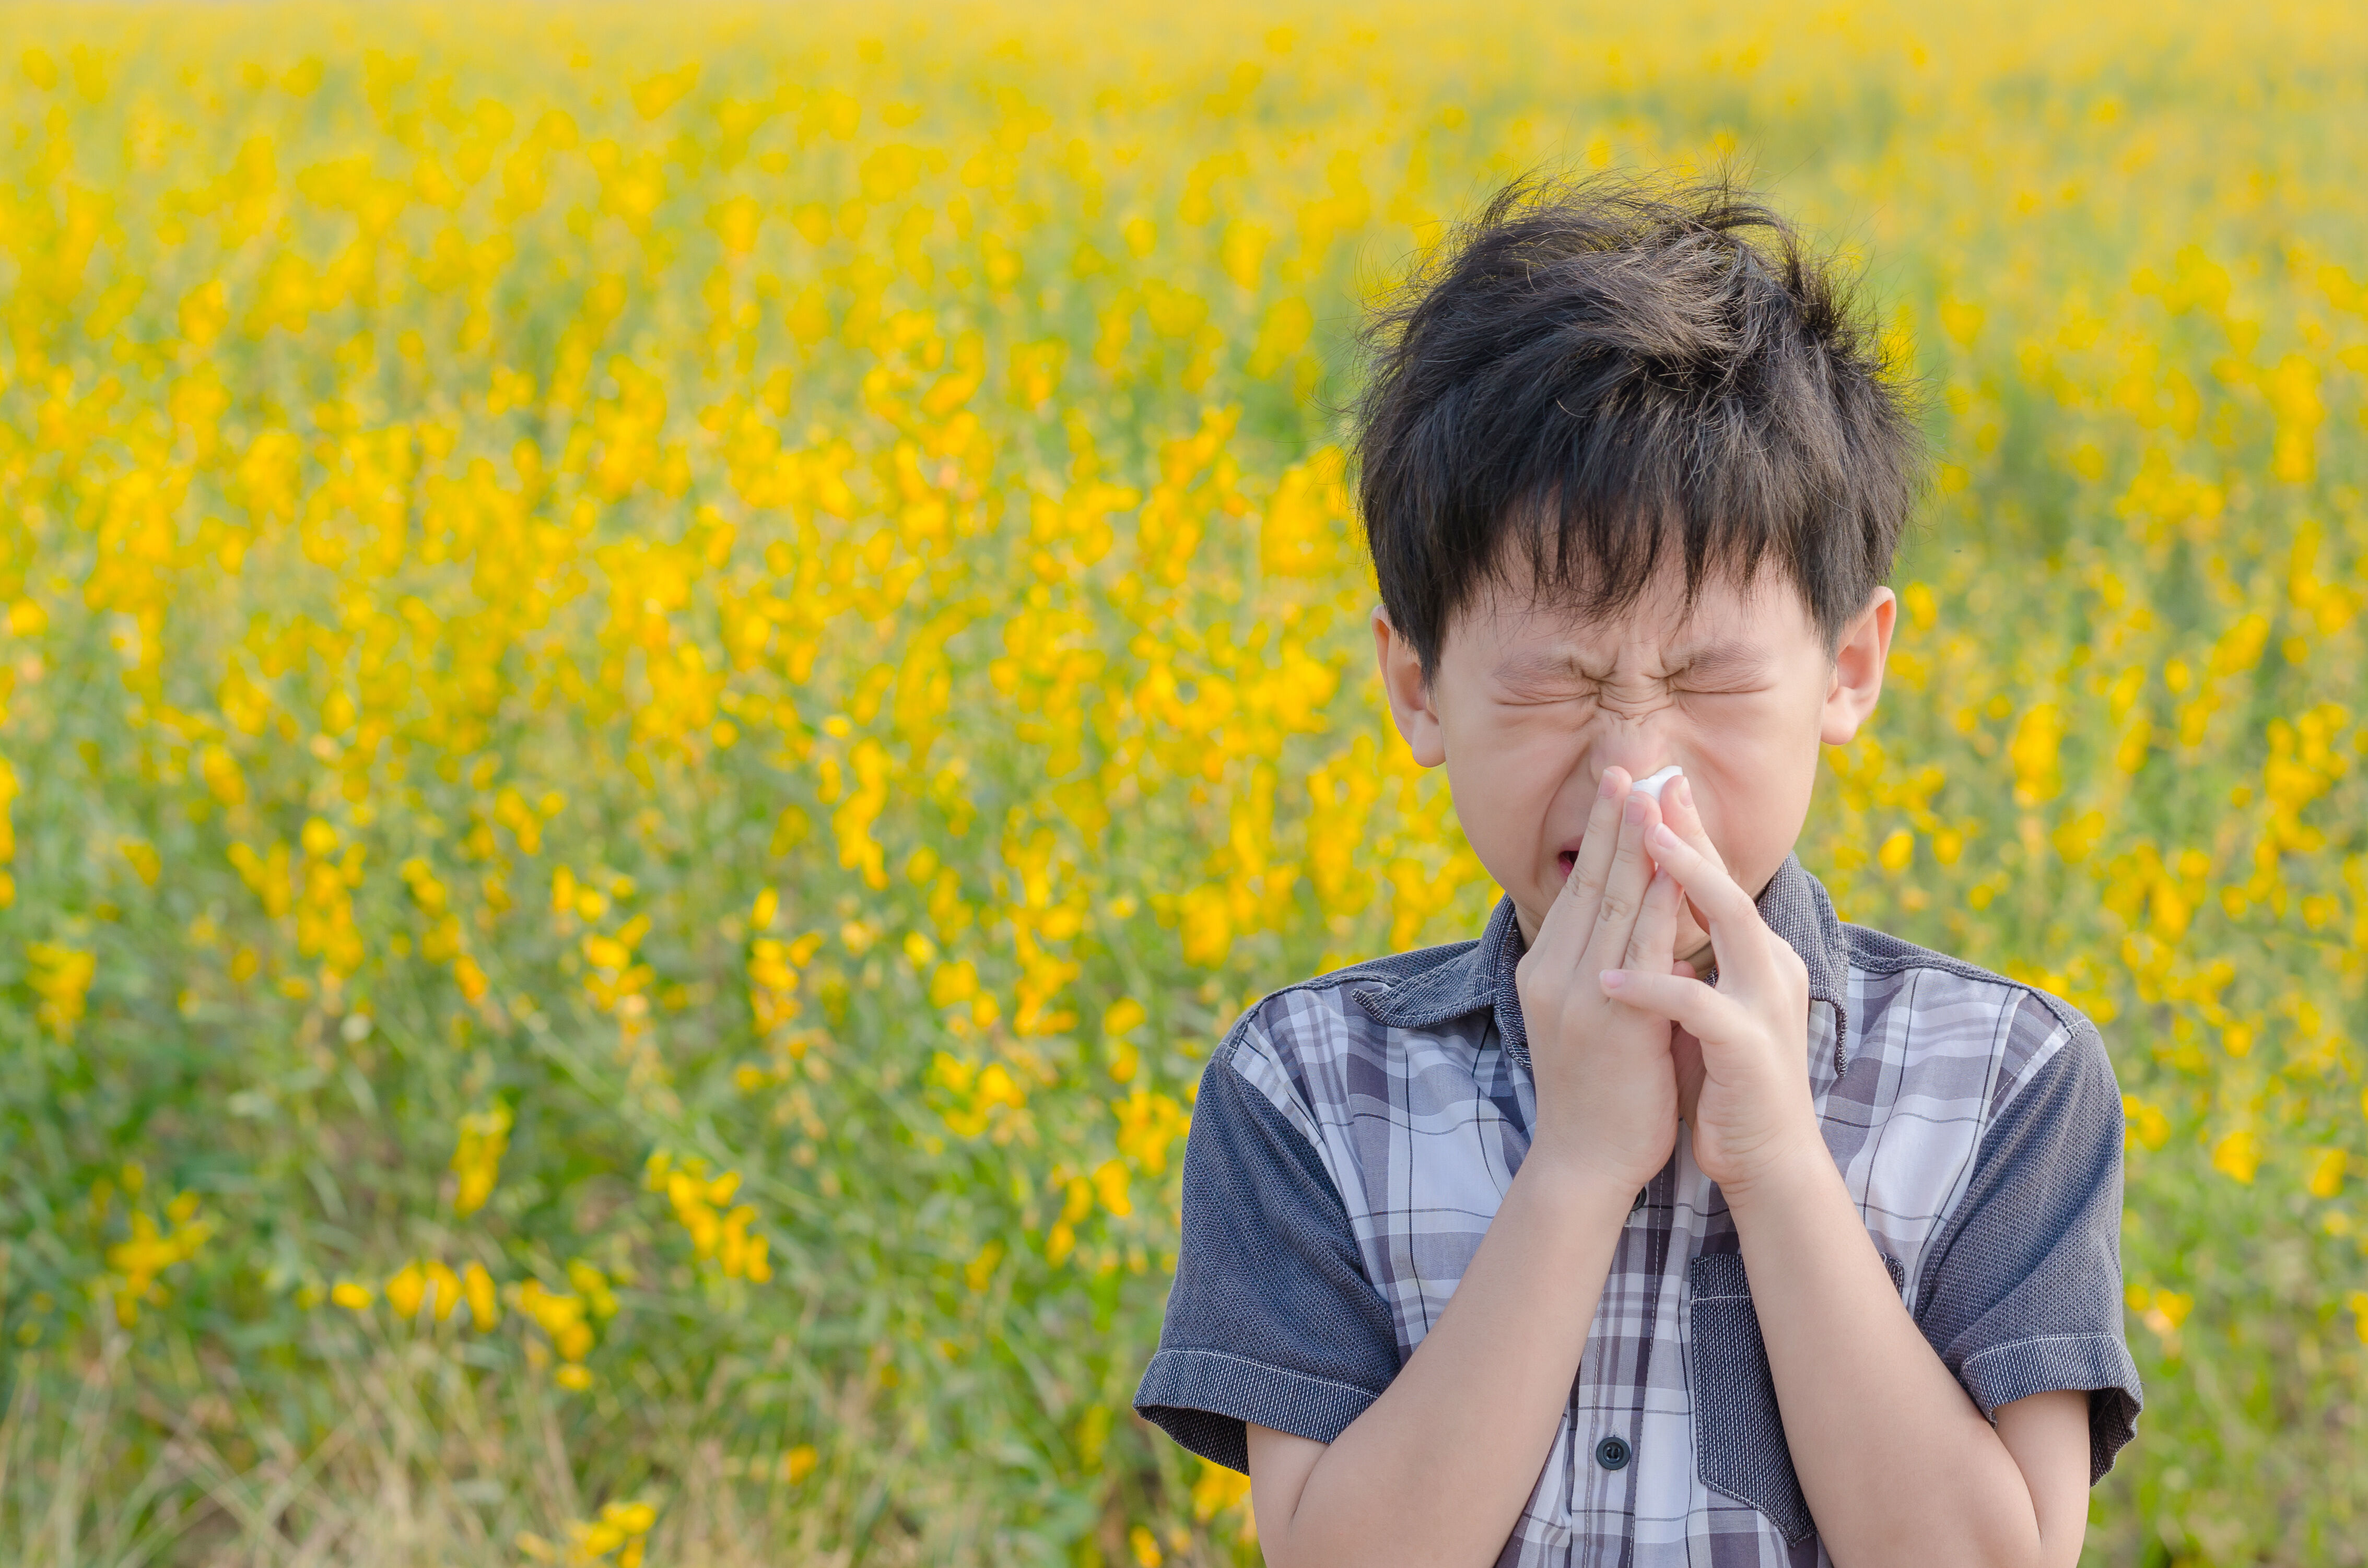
<box><xmin>1438</xmin><ymin>738</ymin><xmax>1566</xmax><ymax>856</ymax></box>
<box><xmin>1457</xmin><ymin>797</ymin><xmax>1550</xmax><ymax>903</ymax></box>
<box><xmin>1684</xmin><ymin>738</ymin><xmax>1825</xmax><ymax>894</ymax></box>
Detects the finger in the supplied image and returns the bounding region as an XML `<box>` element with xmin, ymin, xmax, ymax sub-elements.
<box><xmin>1622</xmin><ymin>865</ymin><xmax>1682</xmax><ymax>976</ymax></box>
<box><xmin>1659</xmin><ymin>774</ymin><xmax>1728</xmax><ymax>875</ymax></box>
<box><xmin>1642</xmin><ymin>823</ymin><xmax>1783</xmax><ymax>993</ymax></box>
<box><xmin>1657</xmin><ymin>774</ymin><xmax>1729</xmax><ymax>942</ymax></box>
<box><xmin>1582</xmin><ymin>783</ymin><xmax>1661</xmax><ymax>969</ymax></box>
<box><xmin>1532</xmin><ymin>767</ymin><xmax>1629</xmax><ymax>970</ymax></box>
<box><xmin>1597</xmin><ymin>967</ymin><xmax>1751</xmax><ymax>1039</ymax></box>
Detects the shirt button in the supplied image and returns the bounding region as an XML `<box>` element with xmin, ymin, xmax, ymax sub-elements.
<box><xmin>1595</xmin><ymin>1436</ymin><xmax>1632</xmax><ymax>1471</ymax></box>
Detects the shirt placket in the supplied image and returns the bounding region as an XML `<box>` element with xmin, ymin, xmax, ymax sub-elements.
<box><xmin>1560</xmin><ymin>1151</ymin><xmax>1675</xmax><ymax>1564</ymax></box>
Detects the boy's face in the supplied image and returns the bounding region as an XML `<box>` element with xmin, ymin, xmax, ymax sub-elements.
<box><xmin>1375</xmin><ymin>560</ymin><xmax>1894</xmax><ymax>963</ymax></box>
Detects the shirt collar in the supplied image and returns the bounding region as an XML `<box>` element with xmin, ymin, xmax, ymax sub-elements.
<box><xmin>1355</xmin><ymin>853</ymin><xmax>1855</xmax><ymax>1074</ymax></box>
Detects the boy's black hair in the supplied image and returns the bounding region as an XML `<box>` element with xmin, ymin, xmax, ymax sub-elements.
<box><xmin>1354</xmin><ymin>172</ymin><xmax>1923</xmax><ymax>676</ymax></box>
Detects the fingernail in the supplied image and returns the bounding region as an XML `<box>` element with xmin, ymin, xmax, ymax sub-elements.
<box><xmin>1623</xmin><ymin>792</ymin><xmax>1648</xmax><ymax>823</ymax></box>
<box><xmin>1600</xmin><ymin>969</ymin><xmax>1627</xmax><ymax>989</ymax></box>
<box><xmin>1598</xmin><ymin>770</ymin><xmax>1622</xmax><ymax>800</ymax></box>
<box><xmin>1673</xmin><ymin>775</ymin><xmax>1693</xmax><ymax>808</ymax></box>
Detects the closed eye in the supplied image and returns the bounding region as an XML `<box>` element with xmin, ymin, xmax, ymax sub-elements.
<box><xmin>1495</xmin><ymin>682</ymin><xmax>1599</xmax><ymax>706</ymax></box>
<box><xmin>1674</xmin><ymin>677</ymin><xmax>1775</xmax><ymax>698</ymax></box>
<box><xmin>1664</xmin><ymin>641</ymin><xmax>1774</xmax><ymax>692</ymax></box>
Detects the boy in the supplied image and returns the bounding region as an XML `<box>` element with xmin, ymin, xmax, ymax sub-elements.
<box><xmin>1133</xmin><ymin>176</ymin><xmax>2139</xmax><ymax>1566</ymax></box>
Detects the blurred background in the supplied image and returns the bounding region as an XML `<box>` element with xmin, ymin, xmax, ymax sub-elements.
<box><xmin>0</xmin><ymin>1</ymin><xmax>2363</xmax><ymax>1563</ymax></box>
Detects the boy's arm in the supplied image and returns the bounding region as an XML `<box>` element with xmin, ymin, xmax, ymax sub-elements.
<box><xmin>1608</xmin><ymin>819</ymin><xmax>2099</xmax><ymax>1568</ymax></box>
<box><xmin>1248</xmin><ymin>777</ymin><xmax>1691</xmax><ymax>1568</ymax></box>
<box><xmin>1246</xmin><ymin>1150</ymin><xmax>1641</xmax><ymax>1568</ymax></box>
<box><xmin>1718</xmin><ymin>1146</ymin><xmax>2091</xmax><ymax>1568</ymax></box>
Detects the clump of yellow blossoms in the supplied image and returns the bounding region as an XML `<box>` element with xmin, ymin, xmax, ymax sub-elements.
<box><xmin>518</xmin><ymin>1499</ymin><xmax>658</xmax><ymax>1567</ymax></box>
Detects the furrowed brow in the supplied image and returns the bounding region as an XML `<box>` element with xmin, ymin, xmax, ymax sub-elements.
<box><xmin>1489</xmin><ymin>649</ymin><xmax>1599</xmax><ymax>685</ymax></box>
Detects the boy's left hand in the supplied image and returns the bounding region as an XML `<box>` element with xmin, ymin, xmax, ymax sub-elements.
<box><xmin>1598</xmin><ymin>819</ymin><xmax>1823</xmax><ymax>1196</ymax></box>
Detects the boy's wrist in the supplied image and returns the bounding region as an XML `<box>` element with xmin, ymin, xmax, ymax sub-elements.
<box><xmin>1516</xmin><ymin>1138</ymin><xmax>1660</xmax><ymax>1221</ymax></box>
<box><xmin>1708</xmin><ymin>1128</ymin><xmax>1841</xmax><ymax>1220</ymax></box>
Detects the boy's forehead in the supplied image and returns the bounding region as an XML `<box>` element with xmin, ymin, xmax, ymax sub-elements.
<box><xmin>1457</xmin><ymin>556</ymin><xmax>1807</xmax><ymax>662</ymax></box>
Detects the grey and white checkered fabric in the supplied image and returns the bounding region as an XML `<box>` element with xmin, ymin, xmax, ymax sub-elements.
<box><xmin>1138</xmin><ymin>855</ymin><xmax>2140</xmax><ymax>1566</ymax></box>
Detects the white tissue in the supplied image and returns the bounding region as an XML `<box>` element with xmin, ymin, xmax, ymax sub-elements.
<box><xmin>1633</xmin><ymin>765</ymin><xmax>1683</xmax><ymax>800</ymax></box>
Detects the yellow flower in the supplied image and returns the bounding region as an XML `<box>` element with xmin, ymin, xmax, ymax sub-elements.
<box><xmin>1114</xmin><ymin>1090</ymin><xmax>1189</xmax><ymax>1177</ymax></box>
<box><xmin>2211</xmin><ymin>1130</ymin><xmax>2261</xmax><ymax>1185</ymax></box>
<box><xmin>463</xmin><ymin>1262</ymin><xmax>499</xmax><ymax>1328</ymax></box>
<box><xmin>450</xmin><ymin>1104</ymin><xmax>513</xmax><ymax>1217</ymax></box>
<box><xmin>1092</xmin><ymin>1158</ymin><xmax>1133</xmax><ymax>1218</ymax></box>
<box><xmin>25</xmin><ymin>942</ymin><xmax>97</xmax><ymax>1039</ymax></box>
<box><xmin>385</xmin><ymin>1262</ymin><xmax>426</xmax><ymax>1319</ymax></box>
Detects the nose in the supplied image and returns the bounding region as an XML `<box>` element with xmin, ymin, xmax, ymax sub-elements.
<box><xmin>1592</xmin><ymin>728</ymin><xmax>1679</xmax><ymax>792</ymax></box>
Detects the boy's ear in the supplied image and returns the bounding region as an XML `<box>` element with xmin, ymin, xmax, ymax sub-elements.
<box><xmin>1373</xmin><ymin>606</ymin><xmax>1446</xmax><ymax>767</ymax></box>
<box><xmin>1820</xmin><ymin>587</ymin><xmax>1896</xmax><ymax>746</ymax></box>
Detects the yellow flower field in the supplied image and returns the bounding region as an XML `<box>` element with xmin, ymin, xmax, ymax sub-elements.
<box><xmin>0</xmin><ymin>1</ymin><xmax>2363</xmax><ymax>1562</ymax></box>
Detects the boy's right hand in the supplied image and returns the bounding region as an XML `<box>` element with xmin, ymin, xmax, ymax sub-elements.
<box><xmin>1513</xmin><ymin>768</ymin><xmax>1684</xmax><ymax>1195</ymax></box>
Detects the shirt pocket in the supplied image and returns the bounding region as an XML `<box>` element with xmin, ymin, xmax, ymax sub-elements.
<box><xmin>1688</xmin><ymin>1250</ymin><xmax>1908</xmax><ymax>1544</ymax></box>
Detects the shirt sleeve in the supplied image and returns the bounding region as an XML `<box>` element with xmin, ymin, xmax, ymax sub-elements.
<box><xmin>1912</xmin><ymin>996</ymin><xmax>2143</xmax><ymax>1481</ymax></box>
<box><xmin>1132</xmin><ymin>1020</ymin><xmax>1402</xmax><ymax>1473</ymax></box>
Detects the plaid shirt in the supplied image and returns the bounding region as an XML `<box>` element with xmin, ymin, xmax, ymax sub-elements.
<box><xmin>1137</xmin><ymin>855</ymin><xmax>2140</xmax><ymax>1566</ymax></box>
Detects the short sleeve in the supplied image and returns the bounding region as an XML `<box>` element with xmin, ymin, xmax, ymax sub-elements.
<box><xmin>1912</xmin><ymin>1003</ymin><xmax>2142</xmax><ymax>1481</ymax></box>
<box><xmin>1132</xmin><ymin>1022</ymin><xmax>1402</xmax><ymax>1473</ymax></box>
